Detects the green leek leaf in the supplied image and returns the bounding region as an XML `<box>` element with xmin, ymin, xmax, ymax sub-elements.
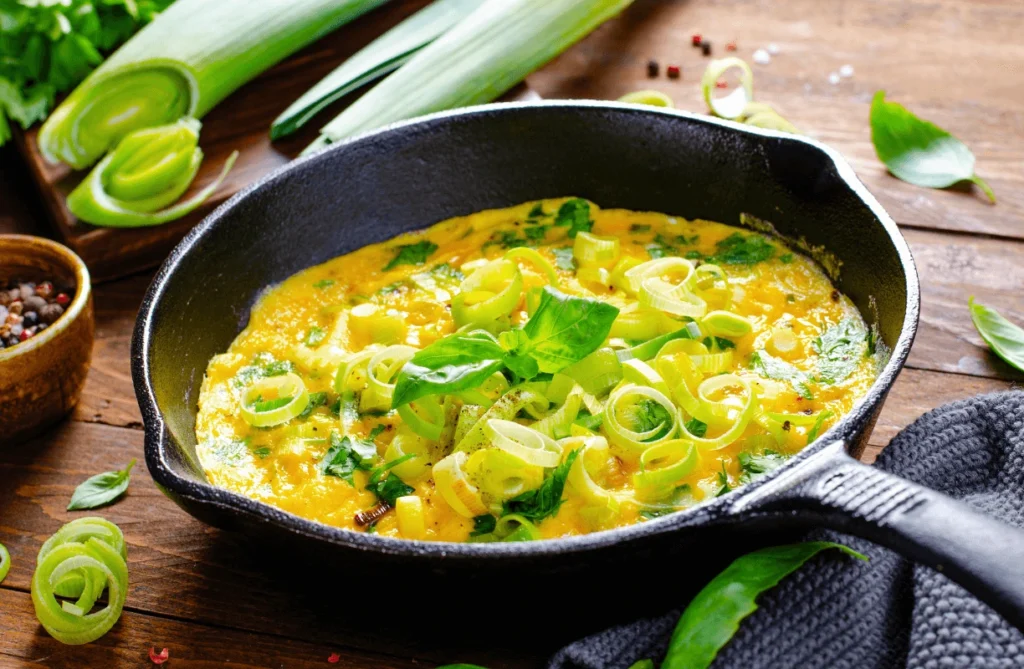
<box><xmin>306</xmin><ymin>0</ymin><xmax>635</xmax><ymax>152</ymax></box>
<box><xmin>870</xmin><ymin>91</ymin><xmax>995</xmax><ymax>203</ymax></box>
<box><xmin>663</xmin><ymin>542</ymin><xmax>867</xmax><ymax>669</ymax></box>
<box><xmin>969</xmin><ymin>297</ymin><xmax>1024</xmax><ymax>373</ymax></box>
<box><xmin>272</xmin><ymin>0</ymin><xmax>485</xmax><ymax>139</ymax></box>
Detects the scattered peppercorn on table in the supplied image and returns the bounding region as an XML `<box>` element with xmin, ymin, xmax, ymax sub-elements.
<box><xmin>1</xmin><ymin>0</ymin><xmax>1022</xmax><ymax>666</ymax></box>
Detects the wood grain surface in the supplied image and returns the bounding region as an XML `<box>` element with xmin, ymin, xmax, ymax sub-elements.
<box><xmin>1</xmin><ymin>0</ymin><xmax>1022</xmax><ymax>666</ymax></box>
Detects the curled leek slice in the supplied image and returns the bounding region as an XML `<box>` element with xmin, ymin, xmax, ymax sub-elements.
<box><xmin>563</xmin><ymin>348</ymin><xmax>623</xmax><ymax>396</ymax></box>
<box><xmin>701</xmin><ymin>310</ymin><xmax>752</xmax><ymax>338</ymax></box>
<box><xmin>66</xmin><ymin>118</ymin><xmax>237</xmax><ymax>228</ymax></box>
<box><xmin>384</xmin><ymin>429</ymin><xmax>433</xmax><ymax>482</ymax></box>
<box><xmin>621</xmin><ymin>358</ymin><xmax>672</xmax><ymax>397</ymax></box>
<box><xmin>504</xmin><ymin>247</ymin><xmax>558</xmax><ymax>285</ymax></box>
<box><xmin>564</xmin><ymin>435</ymin><xmax>621</xmax><ymax>525</ymax></box>
<box><xmin>634</xmin><ymin>439</ymin><xmax>699</xmax><ymax>502</ymax></box>
<box><xmin>532</xmin><ymin>385</ymin><xmax>585</xmax><ymax>439</ymax></box>
<box><xmin>604</xmin><ymin>384</ymin><xmax>679</xmax><ymax>459</ymax></box>
<box><xmin>32</xmin><ymin>519</ymin><xmax>129</xmax><ymax>646</ymax></box>
<box><xmin>361</xmin><ymin>345</ymin><xmax>417</xmax><ymax>413</ymax></box>
<box><xmin>678</xmin><ymin>374</ymin><xmax>758</xmax><ymax>450</ymax></box>
<box><xmin>465</xmin><ymin>448</ymin><xmax>545</xmax><ymax>501</ymax></box>
<box><xmin>433</xmin><ymin>451</ymin><xmax>488</xmax><ymax>518</ymax></box>
<box><xmin>0</xmin><ymin>542</ymin><xmax>9</xmax><ymax>584</ymax></box>
<box><xmin>611</xmin><ymin>304</ymin><xmax>668</xmax><ymax>342</ymax></box>
<box><xmin>36</xmin><ymin>517</ymin><xmax>126</xmax><ymax>598</ymax></box>
<box><xmin>455</xmin><ymin>389</ymin><xmax>549</xmax><ymax>452</ymax></box>
<box><xmin>397</xmin><ymin>395</ymin><xmax>446</xmax><ymax>441</ymax></box>
<box><xmin>573</xmin><ymin>231</ymin><xmax>620</xmax><ymax>268</ymax></box>
<box><xmin>691</xmin><ymin>350</ymin><xmax>734</xmax><ymax>374</ymax></box>
<box><xmin>334</xmin><ymin>347</ymin><xmax>377</xmax><ymax>394</ymax></box>
<box><xmin>452</xmin><ymin>259</ymin><xmax>524</xmax><ymax>326</ymax></box>
<box><xmin>616</xmin><ymin>324</ymin><xmax>701</xmax><ymax>363</ymax></box>
<box><xmin>625</xmin><ymin>258</ymin><xmax>708</xmax><ymax>319</ymax></box>
<box><xmin>701</xmin><ymin>56</ymin><xmax>754</xmax><ymax>120</ymax></box>
<box><xmin>485</xmin><ymin>419</ymin><xmax>563</xmax><ymax>468</ymax></box>
<box><xmin>618</xmin><ymin>89</ymin><xmax>674</xmax><ymax>107</ymax></box>
<box><xmin>495</xmin><ymin>514</ymin><xmax>543</xmax><ymax>542</ymax></box>
<box><xmin>241</xmin><ymin>372</ymin><xmax>309</xmax><ymax>428</ymax></box>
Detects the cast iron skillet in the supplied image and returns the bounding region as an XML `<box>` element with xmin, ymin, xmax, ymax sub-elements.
<box><xmin>133</xmin><ymin>101</ymin><xmax>1024</xmax><ymax>631</ymax></box>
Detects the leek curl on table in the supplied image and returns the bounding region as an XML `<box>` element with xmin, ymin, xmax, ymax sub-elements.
<box><xmin>66</xmin><ymin>118</ymin><xmax>237</xmax><ymax>228</ymax></box>
<box><xmin>272</xmin><ymin>0</ymin><xmax>485</xmax><ymax>140</ymax></box>
<box><xmin>304</xmin><ymin>0</ymin><xmax>636</xmax><ymax>154</ymax></box>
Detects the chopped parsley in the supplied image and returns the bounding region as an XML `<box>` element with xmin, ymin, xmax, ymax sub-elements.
<box><xmin>233</xmin><ymin>353</ymin><xmax>295</xmax><ymax>388</ymax></box>
<box><xmin>806</xmin><ymin>410</ymin><xmax>834</xmax><ymax>444</ymax></box>
<box><xmin>319</xmin><ymin>426</ymin><xmax>384</xmax><ymax>484</ymax></box>
<box><xmin>715</xmin><ymin>464</ymin><xmax>733</xmax><ymax>497</ymax></box>
<box><xmin>298</xmin><ymin>391</ymin><xmax>328</xmax><ymax>419</ymax></box>
<box><xmin>630</xmin><ymin>223</ymin><xmax>652</xmax><ymax>233</ymax></box>
<box><xmin>501</xmin><ymin>449</ymin><xmax>579</xmax><ymax>523</ymax></box>
<box><xmin>646</xmin><ymin>232</ymin><xmax>700</xmax><ymax>259</ymax></box>
<box><xmin>251</xmin><ymin>447</ymin><xmax>272</xmax><ymax>459</ymax></box>
<box><xmin>779</xmin><ymin>253</ymin><xmax>795</xmax><ymax>264</ymax></box>
<box><xmin>738</xmin><ymin>451</ymin><xmax>788</xmax><ymax>484</ymax></box>
<box><xmin>383</xmin><ymin>240</ymin><xmax>438</xmax><ymax>271</ymax></box>
<box><xmin>524</xmin><ymin>225</ymin><xmax>549</xmax><ymax>242</ymax></box>
<box><xmin>313</xmin><ymin>279</ymin><xmax>335</xmax><ymax>289</ymax></box>
<box><xmin>471</xmin><ymin>514</ymin><xmax>497</xmax><ymax>537</ymax></box>
<box><xmin>554</xmin><ymin>199</ymin><xmax>593</xmax><ymax>238</ymax></box>
<box><xmin>206</xmin><ymin>437</ymin><xmax>249</xmax><ymax>464</ymax></box>
<box><xmin>703</xmin><ymin>336</ymin><xmax>736</xmax><ymax>351</ymax></box>
<box><xmin>365</xmin><ymin>454</ymin><xmax>416</xmax><ymax>506</ymax></box>
<box><xmin>684</xmin><ymin>417</ymin><xmax>708</xmax><ymax>437</ymax></box>
<box><xmin>707</xmin><ymin>233</ymin><xmax>776</xmax><ymax>265</ymax></box>
<box><xmin>750</xmin><ymin>350</ymin><xmax>814</xmax><ymax>400</ymax></box>
<box><xmin>814</xmin><ymin>319</ymin><xmax>869</xmax><ymax>383</ymax></box>
<box><xmin>574</xmin><ymin>410</ymin><xmax>604</xmax><ymax>431</ymax></box>
<box><xmin>527</xmin><ymin>203</ymin><xmax>547</xmax><ymax>219</ymax></box>
<box><xmin>305</xmin><ymin>326</ymin><xmax>326</xmax><ymax>347</ymax></box>
<box><xmin>483</xmin><ymin>229</ymin><xmax>529</xmax><ymax>251</ymax></box>
<box><xmin>629</xmin><ymin>399</ymin><xmax>674</xmax><ymax>440</ymax></box>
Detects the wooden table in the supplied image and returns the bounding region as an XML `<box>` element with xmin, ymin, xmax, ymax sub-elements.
<box><xmin>1</xmin><ymin>0</ymin><xmax>1022</xmax><ymax>666</ymax></box>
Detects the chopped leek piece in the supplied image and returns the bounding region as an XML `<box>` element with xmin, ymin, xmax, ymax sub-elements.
<box><xmin>40</xmin><ymin>0</ymin><xmax>395</xmax><ymax>169</ymax></box>
<box><xmin>434</xmin><ymin>451</ymin><xmax>488</xmax><ymax>517</ymax></box>
<box><xmin>240</xmin><ymin>372</ymin><xmax>310</xmax><ymax>428</ymax></box>
<box><xmin>395</xmin><ymin>495</ymin><xmax>426</xmax><ymax>539</ymax></box>
<box><xmin>505</xmin><ymin>247</ymin><xmax>559</xmax><ymax>285</ymax></box>
<box><xmin>634</xmin><ymin>439</ymin><xmax>698</xmax><ymax>502</ymax></box>
<box><xmin>573</xmin><ymin>231</ymin><xmax>620</xmax><ymax>268</ymax></box>
<box><xmin>0</xmin><ymin>542</ymin><xmax>9</xmax><ymax>585</ymax></box>
<box><xmin>66</xmin><ymin>118</ymin><xmax>237</xmax><ymax>227</ymax></box>
<box><xmin>618</xmin><ymin>90</ymin><xmax>674</xmax><ymax>107</ymax></box>
<box><xmin>273</xmin><ymin>0</ymin><xmax>485</xmax><ymax>139</ymax></box>
<box><xmin>32</xmin><ymin>518</ymin><xmax>129</xmax><ymax>645</ymax></box>
<box><xmin>701</xmin><ymin>57</ymin><xmax>754</xmax><ymax>120</ymax></box>
<box><xmin>305</xmin><ymin>0</ymin><xmax>636</xmax><ymax>151</ymax></box>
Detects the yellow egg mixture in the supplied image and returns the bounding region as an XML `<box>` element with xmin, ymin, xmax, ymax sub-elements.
<box><xmin>196</xmin><ymin>199</ymin><xmax>879</xmax><ymax>543</ymax></box>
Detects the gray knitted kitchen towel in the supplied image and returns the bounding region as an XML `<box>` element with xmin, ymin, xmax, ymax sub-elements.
<box><xmin>550</xmin><ymin>391</ymin><xmax>1024</xmax><ymax>669</ymax></box>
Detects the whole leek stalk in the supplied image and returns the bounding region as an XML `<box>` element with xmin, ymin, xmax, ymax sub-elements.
<box><xmin>272</xmin><ymin>0</ymin><xmax>485</xmax><ymax>140</ymax></box>
<box><xmin>39</xmin><ymin>0</ymin><xmax>394</xmax><ymax>170</ymax></box>
<box><xmin>304</xmin><ymin>0</ymin><xmax>634</xmax><ymax>154</ymax></box>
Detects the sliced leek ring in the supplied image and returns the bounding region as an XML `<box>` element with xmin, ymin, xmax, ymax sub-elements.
<box><xmin>485</xmin><ymin>419</ymin><xmax>563</xmax><ymax>468</ymax></box>
<box><xmin>240</xmin><ymin>372</ymin><xmax>309</xmax><ymax>428</ymax></box>
<box><xmin>701</xmin><ymin>56</ymin><xmax>754</xmax><ymax>120</ymax></box>
<box><xmin>618</xmin><ymin>89</ymin><xmax>674</xmax><ymax>107</ymax></box>
<box><xmin>433</xmin><ymin>452</ymin><xmax>488</xmax><ymax>517</ymax></box>
<box><xmin>633</xmin><ymin>439</ymin><xmax>699</xmax><ymax>501</ymax></box>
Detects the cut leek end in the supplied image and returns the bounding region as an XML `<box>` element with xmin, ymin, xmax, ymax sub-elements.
<box><xmin>68</xmin><ymin>117</ymin><xmax>237</xmax><ymax>228</ymax></box>
<box><xmin>39</xmin><ymin>65</ymin><xmax>196</xmax><ymax>170</ymax></box>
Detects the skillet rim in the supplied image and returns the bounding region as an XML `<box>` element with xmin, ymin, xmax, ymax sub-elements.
<box><xmin>132</xmin><ymin>100</ymin><xmax>921</xmax><ymax>560</ymax></box>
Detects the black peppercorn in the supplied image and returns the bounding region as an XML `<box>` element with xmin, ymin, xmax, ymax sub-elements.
<box><xmin>646</xmin><ymin>60</ymin><xmax>659</xmax><ymax>77</ymax></box>
<box><xmin>701</xmin><ymin>41</ymin><xmax>712</xmax><ymax>56</ymax></box>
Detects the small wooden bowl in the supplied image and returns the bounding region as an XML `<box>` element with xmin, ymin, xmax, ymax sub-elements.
<box><xmin>0</xmin><ymin>235</ymin><xmax>93</xmax><ymax>446</ymax></box>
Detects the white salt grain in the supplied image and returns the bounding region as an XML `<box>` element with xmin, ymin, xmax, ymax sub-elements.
<box><xmin>828</xmin><ymin>72</ymin><xmax>841</xmax><ymax>85</ymax></box>
<box><xmin>767</xmin><ymin>43</ymin><xmax>780</xmax><ymax>55</ymax></box>
<box><xmin>839</xmin><ymin>64</ymin><xmax>854</xmax><ymax>78</ymax></box>
<box><xmin>753</xmin><ymin>49</ymin><xmax>771</xmax><ymax>65</ymax></box>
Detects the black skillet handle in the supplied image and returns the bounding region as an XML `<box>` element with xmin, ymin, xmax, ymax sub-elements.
<box><xmin>733</xmin><ymin>440</ymin><xmax>1024</xmax><ymax>632</ymax></box>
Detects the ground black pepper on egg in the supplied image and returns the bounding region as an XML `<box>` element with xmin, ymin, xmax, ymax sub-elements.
<box><xmin>0</xmin><ymin>278</ymin><xmax>74</xmax><ymax>350</ymax></box>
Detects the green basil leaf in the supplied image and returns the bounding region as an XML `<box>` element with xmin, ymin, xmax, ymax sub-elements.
<box><xmin>470</xmin><ymin>514</ymin><xmax>497</xmax><ymax>537</ymax></box>
<box><xmin>969</xmin><ymin>297</ymin><xmax>1024</xmax><ymax>372</ymax></box>
<box><xmin>501</xmin><ymin>449</ymin><xmax>579</xmax><ymax>523</ymax></box>
<box><xmin>383</xmin><ymin>240</ymin><xmax>438</xmax><ymax>271</ymax></box>
<box><xmin>737</xmin><ymin>450</ymin><xmax>787</xmax><ymax>484</ymax></box>
<box><xmin>870</xmin><ymin>91</ymin><xmax>995</xmax><ymax>203</ymax></box>
<box><xmin>391</xmin><ymin>330</ymin><xmax>506</xmax><ymax>408</ymax></box>
<box><xmin>519</xmin><ymin>287</ymin><xmax>620</xmax><ymax>374</ymax></box>
<box><xmin>664</xmin><ymin>542</ymin><xmax>868</xmax><ymax>669</ymax></box>
<box><xmin>67</xmin><ymin>459</ymin><xmax>135</xmax><ymax>510</ymax></box>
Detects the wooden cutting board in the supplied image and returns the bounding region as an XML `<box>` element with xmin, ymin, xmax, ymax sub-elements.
<box><xmin>14</xmin><ymin>0</ymin><xmax>537</xmax><ymax>283</ymax></box>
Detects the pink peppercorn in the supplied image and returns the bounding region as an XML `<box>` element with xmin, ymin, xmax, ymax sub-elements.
<box><xmin>56</xmin><ymin>293</ymin><xmax>70</xmax><ymax>306</ymax></box>
<box><xmin>691</xmin><ymin>34</ymin><xmax>702</xmax><ymax>46</ymax></box>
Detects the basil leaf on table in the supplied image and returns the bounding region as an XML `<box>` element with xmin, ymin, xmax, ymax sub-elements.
<box><xmin>518</xmin><ymin>287</ymin><xmax>620</xmax><ymax>374</ymax></box>
<box><xmin>67</xmin><ymin>459</ymin><xmax>136</xmax><ymax>510</ymax></box>
<box><xmin>969</xmin><ymin>297</ymin><xmax>1024</xmax><ymax>373</ymax></box>
<box><xmin>870</xmin><ymin>91</ymin><xmax>995</xmax><ymax>203</ymax></box>
<box><xmin>392</xmin><ymin>331</ymin><xmax>507</xmax><ymax>408</ymax></box>
<box><xmin>663</xmin><ymin>542</ymin><xmax>868</xmax><ymax>669</ymax></box>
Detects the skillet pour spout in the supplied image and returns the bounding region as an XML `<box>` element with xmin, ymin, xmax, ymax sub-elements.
<box><xmin>132</xmin><ymin>101</ymin><xmax>1024</xmax><ymax>633</ymax></box>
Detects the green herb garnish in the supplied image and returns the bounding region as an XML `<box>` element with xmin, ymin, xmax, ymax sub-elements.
<box><xmin>365</xmin><ymin>454</ymin><xmax>416</xmax><ymax>505</ymax></box>
<box><xmin>750</xmin><ymin>351</ymin><xmax>813</xmax><ymax>400</ymax></box>
<box><xmin>383</xmin><ymin>240</ymin><xmax>438</xmax><ymax>271</ymax></box>
<box><xmin>320</xmin><ymin>427</ymin><xmax>384</xmax><ymax>484</ymax></box>
<box><xmin>298</xmin><ymin>391</ymin><xmax>328</xmax><ymax>419</ymax></box>
<box><xmin>684</xmin><ymin>417</ymin><xmax>708</xmax><ymax>438</ymax></box>
<box><xmin>708</xmin><ymin>233</ymin><xmax>776</xmax><ymax>265</ymax></box>
<box><xmin>313</xmin><ymin>279</ymin><xmax>336</xmax><ymax>289</ymax></box>
<box><xmin>501</xmin><ymin>450</ymin><xmax>579</xmax><ymax>522</ymax></box>
<box><xmin>738</xmin><ymin>451</ymin><xmax>787</xmax><ymax>484</ymax></box>
<box><xmin>969</xmin><ymin>297</ymin><xmax>1024</xmax><ymax>373</ymax></box>
<box><xmin>870</xmin><ymin>91</ymin><xmax>995</xmax><ymax>203</ymax></box>
<box><xmin>471</xmin><ymin>514</ymin><xmax>497</xmax><ymax>537</ymax></box>
<box><xmin>305</xmin><ymin>326</ymin><xmax>326</xmax><ymax>347</ymax></box>
<box><xmin>553</xmin><ymin>198</ymin><xmax>593</xmax><ymax>238</ymax></box>
<box><xmin>67</xmin><ymin>459</ymin><xmax>136</xmax><ymax>511</ymax></box>
<box><xmin>814</xmin><ymin>319</ymin><xmax>869</xmax><ymax>383</ymax></box>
